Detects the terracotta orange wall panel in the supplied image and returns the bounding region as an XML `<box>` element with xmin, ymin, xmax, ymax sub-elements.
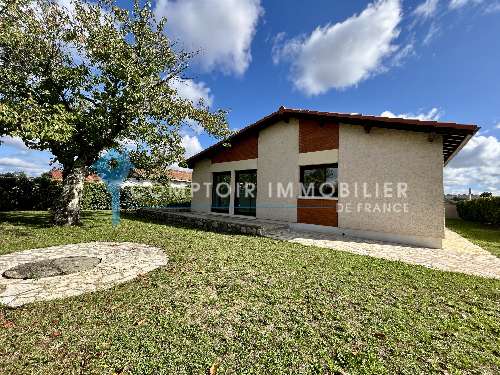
<box><xmin>211</xmin><ymin>134</ymin><xmax>258</xmax><ymax>163</ymax></box>
<box><xmin>299</xmin><ymin>119</ymin><xmax>339</xmax><ymax>153</ymax></box>
<box><xmin>297</xmin><ymin>199</ymin><xmax>338</xmax><ymax>227</ymax></box>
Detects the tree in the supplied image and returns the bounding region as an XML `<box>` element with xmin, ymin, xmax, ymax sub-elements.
<box><xmin>480</xmin><ymin>192</ymin><xmax>493</xmax><ymax>198</ymax></box>
<box><xmin>0</xmin><ymin>0</ymin><xmax>229</xmax><ymax>225</ymax></box>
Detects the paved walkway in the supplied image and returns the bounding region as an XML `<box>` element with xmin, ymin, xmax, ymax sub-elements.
<box><xmin>0</xmin><ymin>242</ymin><xmax>167</xmax><ymax>307</ymax></box>
<box><xmin>265</xmin><ymin>228</ymin><xmax>500</xmax><ymax>279</ymax></box>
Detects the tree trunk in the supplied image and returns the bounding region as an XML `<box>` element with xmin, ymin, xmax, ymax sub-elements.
<box><xmin>53</xmin><ymin>166</ymin><xmax>85</xmax><ymax>225</ymax></box>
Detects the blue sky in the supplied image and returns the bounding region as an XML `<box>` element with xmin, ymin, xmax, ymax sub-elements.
<box><xmin>1</xmin><ymin>0</ymin><xmax>499</xmax><ymax>194</ymax></box>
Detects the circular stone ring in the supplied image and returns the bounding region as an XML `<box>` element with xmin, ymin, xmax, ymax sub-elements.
<box><xmin>0</xmin><ymin>242</ymin><xmax>168</xmax><ymax>307</ymax></box>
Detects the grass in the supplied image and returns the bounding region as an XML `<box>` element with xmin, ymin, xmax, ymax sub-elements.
<box><xmin>0</xmin><ymin>211</ymin><xmax>499</xmax><ymax>374</ymax></box>
<box><xmin>447</xmin><ymin>218</ymin><xmax>500</xmax><ymax>257</ymax></box>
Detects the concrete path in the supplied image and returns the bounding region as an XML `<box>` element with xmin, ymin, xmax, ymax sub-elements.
<box><xmin>0</xmin><ymin>242</ymin><xmax>167</xmax><ymax>307</ymax></box>
<box><xmin>265</xmin><ymin>228</ymin><xmax>500</xmax><ymax>279</ymax></box>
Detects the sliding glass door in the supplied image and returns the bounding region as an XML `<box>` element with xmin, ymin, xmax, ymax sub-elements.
<box><xmin>235</xmin><ymin>170</ymin><xmax>257</xmax><ymax>216</ymax></box>
<box><xmin>211</xmin><ymin>172</ymin><xmax>231</xmax><ymax>213</ymax></box>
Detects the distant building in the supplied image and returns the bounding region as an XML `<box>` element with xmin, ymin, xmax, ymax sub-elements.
<box><xmin>49</xmin><ymin>168</ymin><xmax>192</xmax><ymax>188</ymax></box>
<box><xmin>125</xmin><ymin>169</ymin><xmax>192</xmax><ymax>188</ymax></box>
<box><xmin>49</xmin><ymin>168</ymin><xmax>100</xmax><ymax>183</ymax></box>
<box><xmin>444</xmin><ymin>193</ymin><xmax>480</xmax><ymax>201</ymax></box>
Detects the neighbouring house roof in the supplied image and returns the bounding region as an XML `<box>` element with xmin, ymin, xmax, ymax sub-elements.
<box><xmin>186</xmin><ymin>106</ymin><xmax>479</xmax><ymax>168</ymax></box>
<box><xmin>49</xmin><ymin>168</ymin><xmax>100</xmax><ymax>182</ymax></box>
<box><xmin>50</xmin><ymin>168</ymin><xmax>192</xmax><ymax>183</ymax></box>
<box><xmin>130</xmin><ymin>168</ymin><xmax>192</xmax><ymax>182</ymax></box>
<box><xmin>166</xmin><ymin>169</ymin><xmax>192</xmax><ymax>182</ymax></box>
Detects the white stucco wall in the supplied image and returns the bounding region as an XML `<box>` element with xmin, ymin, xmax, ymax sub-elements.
<box><xmin>298</xmin><ymin>149</ymin><xmax>338</xmax><ymax>166</ymax></box>
<box><xmin>256</xmin><ymin>119</ymin><xmax>299</xmax><ymax>222</ymax></box>
<box><xmin>338</xmin><ymin>125</ymin><xmax>444</xmax><ymax>244</ymax></box>
<box><xmin>210</xmin><ymin>159</ymin><xmax>257</xmax><ymax>172</ymax></box>
<box><xmin>191</xmin><ymin>158</ymin><xmax>212</xmax><ymax>213</ymax></box>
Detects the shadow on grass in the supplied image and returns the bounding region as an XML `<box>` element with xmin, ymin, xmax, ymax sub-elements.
<box><xmin>0</xmin><ymin>211</ymin><xmax>52</xmax><ymax>229</ymax></box>
<box><xmin>0</xmin><ymin>210</ymin><xmax>110</xmax><ymax>230</ymax></box>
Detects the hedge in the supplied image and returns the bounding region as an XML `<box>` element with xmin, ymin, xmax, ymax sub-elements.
<box><xmin>0</xmin><ymin>174</ymin><xmax>191</xmax><ymax>211</ymax></box>
<box><xmin>456</xmin><ymin>197</ymin><xmax>500</xmax><ymax>225</ymax></box>
<box><xmin>81</xmin><ymin>183</ymin><xmax>192</xmax><ymax>210</ymax></box>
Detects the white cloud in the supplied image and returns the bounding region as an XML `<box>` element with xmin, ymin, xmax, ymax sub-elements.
<box><xmin>445</xmin><ymin>135</ymin><xmax>500</xmax><ymax>194</ymax></box>
<box><xmin>170</xmin><ymin>79</ymin><xmax>213</xmax><ymax>107</ymax></box>
<box><xmin>0</xmin><ymin>137</ymin><xmax>54</xmax><ymax>175</ymax></box>
<box><xmin>495</xmin><ymin>122</ymin><xmax>500</xmax><ymax>129</ymax></box>
<box><xmin>0</xmin><ymin>157</ymin><xmax>38</xmax><ymax>169</ymax></box>
<box><xmin>449</xmin><ymin>0</ymin><xmax>483</xmax><ymax>9</ymax></box>
<box><xmin>169</xmin><ymin>79</ymin><xmax>214</xmax><ymax>135</ymax></box>
<box><xmin>423</xmin><ymin>22</ymin><xmax>440</xmax><ymax>44</ymax></box>
<box><xmin>414</xmin><ymin>0</ymin><xmax>440</xmax><ymax>18</ymax></box>
<box><xmin>484</xmin><ymin>1</ymin><xmax>500</xmax><ymax>13</ymax></box>
<box><xmin>0</xmin><ymin>157</ymin><xmax>49</xmax><ymax>175</ymax></box>
<box><xmin>390</xmin><ymin>42</ymin><xmax>415</xmax><ymax>66</ymax></box>
<box><xmin>181</xmin><ymin>134</ymin><xmax>202</xmax><ymax>158</ymax></box>
<box><xmin>380</xmin><ymin>107</ymin><xmax>442</xmax><ymax>121</ymax></box>
<box><xmin>0</xmin><ymin>136</ymin><xmax>27</xmax><ymax>150</ymax></box>
<box><xmin>155</xmin><ymin>0</ymin><xmax>263</xmax><ymax>75</ymax></box>
<box><xmin>273</xmin><ymin>0</ymin><xmax>402</xmax><ymax>95</ymax></box>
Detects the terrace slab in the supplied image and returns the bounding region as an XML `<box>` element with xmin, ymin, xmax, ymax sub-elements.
<box><xmin>136</xmin><ymin>209</ymin><xmax>500</xmax><ymax>279</ymax></box>
<box><xmin>0</xmin><ymin>242</ymin><xmax>168</xmax><ymax>307</ymax></box>
<box><xmin>136</xmin><ymin>208</ymin><xmax>288</xmax><ymax>235</ymax></box>
<box><xmin>266</xmin><ymin>228</ymin><xmax>500</xmax><ymax>279</ymax></box>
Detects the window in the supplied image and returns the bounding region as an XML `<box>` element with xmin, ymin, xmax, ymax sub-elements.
<box><xmin>211</xmin><ymin>172</ymin><xmax>231</xmax><ymax>213</ymax></box>
<box><xmin>300</xmin><ymin>164</ymin><xmax>338</xmax><ymax>198</ymax></box>
<box><xmin>234</xmin><ymin>170</ymin><xmax>257</xmax><ymax>216</ymax></box>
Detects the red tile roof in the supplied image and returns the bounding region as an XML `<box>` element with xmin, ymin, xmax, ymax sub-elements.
<box><xmin>50</xmin><ymin>168</ymin><xmax>191</xmax><ymax>182</ymax></box>
<box><xmin>166</xmin><ymin>169</ymin><xmax>192</xmax><ymax>182</ymax></box>
<box><xmin>186</xmin><ymin>106</ymin><xmax>479</xmax><ymax>168</ymax></box>
<box><xmin>49</xmin><ymin>168</ymin><xmax>101</xmax><ymax>182</ymax></box>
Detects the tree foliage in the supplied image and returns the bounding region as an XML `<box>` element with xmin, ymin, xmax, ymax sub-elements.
<box><xmin>480</xmin><ymin>192</ymin><xmax>493</xmax><ymax>198</ymax></box>
<box><xmin>0</xmin><ymin>0</ymin><xmax>229</xmax><ymax>169</ymax></box>
<box><xmin>0</xmin><ymin>0</ymin><xmax>230</xmax><ymax>223</ymax></box>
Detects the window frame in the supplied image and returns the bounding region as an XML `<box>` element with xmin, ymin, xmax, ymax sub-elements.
<box><xmin>299</xmin><ymin>163</ymin><xmax>338</xmax><ymax>198</ymax></box>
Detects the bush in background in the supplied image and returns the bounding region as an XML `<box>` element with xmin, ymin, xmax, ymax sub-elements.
<box><xmin>456</xmin><ymin>197</ymin><xmax>500</xmax><ymax>225</ymax></box>
<box><xmin>0</xmin><ymin>173</ymin><xmax>62</xmax><ymax>211</ymax></box>
<box><xmin>120</xmin><ymin>185</ymin><xmax>190</xmax><ymax>209</ymax></box>
<box><xmin>81</xmin><ymin>183</ymin><xmax>111</xmax><ymax>210</ymax></box>
<box><xmin>0</xmin><ymin>173</ymin><xmax>190</xmax><ymax>211</ymax></box>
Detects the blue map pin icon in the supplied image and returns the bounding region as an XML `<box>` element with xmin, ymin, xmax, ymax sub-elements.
<box><xmin>92</xmin><ymin>149</ymin><xmax>134</xmax><ymax>226</ymax></box>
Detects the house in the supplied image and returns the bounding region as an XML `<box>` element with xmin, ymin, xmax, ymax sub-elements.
<box><xmin>124</xmin><ymin>169</ymin><xmax>192</xmax><ymax>188</ymax></box>
<box><xmin>186</xmin><ymin>107</ymin><xmax>478</xmax><ymax>248</ymax></box>
<box><xmin>49</xmin><ymin>168</ymin><xmax>101</xmax><ymax>183</ymax></box>
<box><xmin>50</xmin><ymin>168</ymin><xmax>192</xmax><ymax>188</ymax></box>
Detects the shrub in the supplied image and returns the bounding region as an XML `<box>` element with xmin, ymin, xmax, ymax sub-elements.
<box><xmin>0</xmin><ymin>173</ymin><xmax>61</xmax><ymax>211</ymax></box>
<box><xmin>120</xmin><ymin>185</ymin><xmax>191</xmax><ymax>209</ymax></box>
<box><xmin>456</xmin><ymin>197</ymin><xmax>500</xmax><ymax>225</ymax></box>
<box><xmin>0</xmin><ymin>174</ymin><xmax>191</xmax><ymax>211</ymax></box>
<box><xmin>82</xmin><ymin>183</ymin><xmax>111</xmax><ymax>210</ymax></box>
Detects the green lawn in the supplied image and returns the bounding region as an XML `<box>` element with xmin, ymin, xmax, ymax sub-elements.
<box><xmin>447</xmin><ymin>218</ymin><xmax>500</xmax><ymax>258</ymax></box>
<box><xmin>0</xmin><ymin>211</ymin><xmax>499</xmax><ymax>374</ymax></box>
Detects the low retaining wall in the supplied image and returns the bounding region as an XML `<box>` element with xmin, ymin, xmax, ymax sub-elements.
<box><xmin>132</xmin><ymin>209</ymin><xmax>267</xmax><ymax>236</ymax></box>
